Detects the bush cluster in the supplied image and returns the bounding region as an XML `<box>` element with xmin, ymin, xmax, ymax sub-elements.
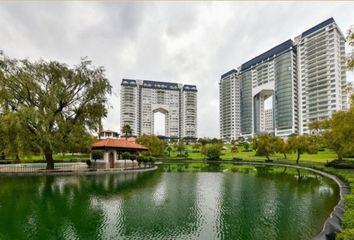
<box><xmin>121</xmin><ymin>153</ymin><xmax>156</xmax><ymax>166</ymax></box>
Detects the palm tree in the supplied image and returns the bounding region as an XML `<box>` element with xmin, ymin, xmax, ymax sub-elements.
<box><xmin>122</xmin><ymin>124</ymin><xmax>132</xmax><ymax>139</ymax></box>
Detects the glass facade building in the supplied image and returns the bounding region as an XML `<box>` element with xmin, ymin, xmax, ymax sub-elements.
<box><xmin>219</xmin><ymin>17</ymin><xmax>347</xmax><ymax>139</ymax></box>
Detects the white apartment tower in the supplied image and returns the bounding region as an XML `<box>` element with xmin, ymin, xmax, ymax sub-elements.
<box><xmin>264</xmin><ymin>109</ymin><xmax>274</xmax><ymax>133</ymax></box>
<box><xmin>296</xmin><ymin>18</ymin><xmax>347</xmax><ymax>134</ymax></box>
<box><xmin>220</xmin><ymin>17</ymin><xmax>347</xmax><ymax>138</ymax></box>
<box><xmin>219</xmin><ymin>69</ymin><xmax>241</xmax><ymax>141</ymax></box>
<box><xmin>120</xmin><ymin>79</ymin><xmax>197</xmax><ymax>140</ymax></box>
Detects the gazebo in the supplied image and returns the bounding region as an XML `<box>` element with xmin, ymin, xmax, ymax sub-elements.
<box><xmin>91</xmin><ymin>138</ymin><xmax>148</xmax><ymax>168</ymax></box>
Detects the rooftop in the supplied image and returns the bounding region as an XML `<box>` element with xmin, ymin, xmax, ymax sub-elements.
<box><xmin>92</xmin><ymin>138</ymin><xmax>148</xmax><ymax>150</ymax></box>
<box><xmin>240</xmin><ymin>39</ymin><xmax>293</xmax><ymax>72</ymax></box>
<box><xmin>121</xmin><ymin>79</ymin><xmax>197</xmax><ymax>91</ymax></box>
<box><xmin>142</xmin><ymin>80</ymin><xmax>180</xmax><ymax>90</ymax></box>
<box><xmin>221</xmin><ymin>69</ymin><xmax>237</xmax><ymax>79</ymax></box>
<box><xmin>301</xmin><ymin>17</ymin><xmax>335</xmax><ymax>38</ymax></box>
<box><xmin>183</xmin><ymin>85</ymin><xmax>198</xmax><ymax>92</ymax></box>
<box><xmin>121</xmin><ymin>79</ymin><xmax>137</xmax><ymax>86</ymax></box>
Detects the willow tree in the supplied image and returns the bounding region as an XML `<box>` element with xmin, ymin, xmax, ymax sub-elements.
<box><xmin>0</xmin><ymin>53</ymin><xmax>111</xmax><ymax>169</ymax></box>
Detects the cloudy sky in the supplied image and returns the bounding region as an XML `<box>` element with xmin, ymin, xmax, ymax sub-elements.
<box><xmin>1</xmin><ymin>2</ymin><xmax>354</xmax><ymax>138</ymax></box>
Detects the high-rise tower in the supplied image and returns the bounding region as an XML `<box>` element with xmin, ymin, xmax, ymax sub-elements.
<box><xmin>219</xmin><ymin>69</ymin><xmax>241</xmax><ymax>141</ymax></box>
<box><xmin>121</xmin><ymin>79</ymin><xmax>197</xmax><ymax>140</ymax></box>
<box><xmin>219</xmin><ymin>17</ymin><xmax>347</xmax><ymax>139</ymax></box>
<box><xmin>295</xmin><ymin>17</ymin><xmax>347</xmax><ymax>134</ymax></box>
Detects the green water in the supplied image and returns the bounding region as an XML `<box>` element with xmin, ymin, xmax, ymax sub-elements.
<box><xmin>0</xmin><ymin>165</ymin><xmax>339</xmax><ymax>240</ymax></box>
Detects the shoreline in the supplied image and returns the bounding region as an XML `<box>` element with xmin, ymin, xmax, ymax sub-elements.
<box><xmin>0</xmin><ymin>165</ymin><xmax>158</xmax><ymax>176</ymax></box>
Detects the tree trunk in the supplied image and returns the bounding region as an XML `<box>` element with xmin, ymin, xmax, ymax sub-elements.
<box><xmin>15</xmin><ymin>153</ymin><xmax>21</xmax><ymax>163</ymax></box>
<box><xmin>266</xmin><ymin>152</ymin><xmax>270</xmax><ymax>161</ymax></box>
<box><xmin>283</xmin><ymin>153</ymin><xmax>287</xmax><ymax>159</ymax></box>
<box><xmin>337</xmin><ymin>152</ymin><xmax>343</xmax><ymax>161</ymax></box>
<box><xmin>44</xmin><ymin>147</ymin><xmax>54</xmax><ymax>170</ymax></box>
<box><xmin>296</xmin><ymin>151</ymin><xmax>300</xmax><ymax>165</ymax></box>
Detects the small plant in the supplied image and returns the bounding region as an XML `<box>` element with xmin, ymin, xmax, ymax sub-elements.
<box><xmin>137</xmin><ymin>156</ymin><xmax>144</xmax><ymax>166</ymax></box>
<box><xmin>91</xmin><ymin>150</ymin><xmax>104</xmax><ymax>160</ymax></box>
<box><xmin>121</xmin><ymin>152</ymin><xmax>130</xmax><ymax>159</ymax></box>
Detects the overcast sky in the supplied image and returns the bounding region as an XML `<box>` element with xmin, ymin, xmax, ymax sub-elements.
<box><xmin>1</xmin><ymin>2</ymin><xmax>354</xmax><ymax>138</ymax></box>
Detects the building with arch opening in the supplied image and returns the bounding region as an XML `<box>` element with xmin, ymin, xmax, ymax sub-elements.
<box><xmin>120</xmin><ymin>79</ymin><xmax>197</xmax><ymax>140</ymax></box>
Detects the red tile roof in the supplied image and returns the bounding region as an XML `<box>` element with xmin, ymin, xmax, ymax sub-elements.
<box><xmin>92</xmin><ymin>138</ymin><xmax>148</xmax><ymax>150</ymax></box>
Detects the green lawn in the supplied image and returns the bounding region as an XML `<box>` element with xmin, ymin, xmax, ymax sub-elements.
<box><xmin>169</xmin><ymin>144</ymin><xmax>351</xmax><ymax>163</ymax></box>
<box><xmin>14</xmin><ymin>153</ymin><xmax>90</xmax><ymax>162</ymax></box>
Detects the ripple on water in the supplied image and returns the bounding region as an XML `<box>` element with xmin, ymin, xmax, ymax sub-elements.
<box><xmin>0</xmin><ymin>169</ymin><xmax>339</xmax><ymax>240</ymax></box>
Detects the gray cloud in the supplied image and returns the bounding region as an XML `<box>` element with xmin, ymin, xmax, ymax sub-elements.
<box><xmin>0</xmin><ymin>2</ymin><xmax>353</xmax><ymax>137</ymax></box>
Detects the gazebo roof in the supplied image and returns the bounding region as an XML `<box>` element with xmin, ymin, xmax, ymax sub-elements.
<box><xmin>92</xmin><ymin>138</ymin><xmax>148</xmax><ymax>151</ymax></box>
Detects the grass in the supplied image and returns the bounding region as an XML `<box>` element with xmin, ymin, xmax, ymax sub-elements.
<box><xmin>9</xmin><ymin>153</ymin><xmax>90</xmax><ymax>162</ymax></box>
<box><xmin>168</xmin><ymin>144</ymin><xmax>350</xmax><ymax>163</ymax></box>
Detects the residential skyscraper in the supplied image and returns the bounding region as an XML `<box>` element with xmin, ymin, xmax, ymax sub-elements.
<box><xmin>238</xmin><ymin>39</ymin><xmax>298</xmax><ymax>138</ymax></box>
<box><xmin>295</xmin><ymin>18</ymin><xmax>347</xmax><ymax>134</ymax></box>
<box><xmin>219</xmin><ymin>17</ymin><xmax>347</xmax><ymax>139</ymax></box>
<box><xmin>264</xmin><ymin>109</ymin><xmax>274</xmax><ymax>133</ymax></box>
<box><xmin>120</xmin><ymin>79</ymin><xmax>197</xmax><ymax>140</ymax></box>
<box><xmin>219</xmin><ymin>69</ymin><xmax>240</xmax><ymax>141</ymax></box>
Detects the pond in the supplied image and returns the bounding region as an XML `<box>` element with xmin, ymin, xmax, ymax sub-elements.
<box><xmin>0</xmin><ymin>164</ymin><xmax>339</xmax><ymax>240</ymax></box>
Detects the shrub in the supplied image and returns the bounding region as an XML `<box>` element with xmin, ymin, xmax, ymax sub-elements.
<box><xmin>121</xmin><ymin>152</ymin><xmax>130</xmax><ymax>159</ymax></box>
<box><xmin>91</xmin><ymin>150</ymin><xmax>104</xmax><ymax>160</ymax></box>
<box><xmin>129</xmin><ymin>154</ymin><xmax>137</xmax><ymax>161</ymax></box>
<box><xmin>201</xmin><ymin>144</ymin><xmax>222</xmax><ymax>160</ymax></box>
<box><xmin>337</xmin><ymin>228</ymin><xmax>354</xmax><ymax>240</ymax></box>
<box><xmin>137</xmin><ymin>156</ymin><xmax>144</xmax><ymax>165</ymax></box>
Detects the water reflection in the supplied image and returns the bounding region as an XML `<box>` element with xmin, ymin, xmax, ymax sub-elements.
<box><xmin>0</xmin><ymin>165</ymin><xmax>339</xmax><ymax>240</ymax></box>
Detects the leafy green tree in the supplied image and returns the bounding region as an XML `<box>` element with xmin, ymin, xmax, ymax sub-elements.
<box><xmin>243</xmin><ymin>142</ymin><xmax>250</xmax><ymax>151</ymax></box>
<box><xmin>0</xmin><ymin>53</ymin><xmax>111</xmax><ymax>169</ymax></box>
<box><xmin>0</xmin><ymin>112</ymin><xmax>39</xmax><ymax>162</ymax></box>
<box><xmin>197</xmin><ymin>137</ymin><xmax>210</xmax><ymax>146</ymax></box>
<box><xmin>136</xmin><ymin>135</ymin><xmax>164</xmax><ymax>157</ymax></box>
<box><xmin>165</xmin><ymin>145</ymin><xmax>172</xmax><ymax>156</ymax></box>
<box><xmin>273</xmin><ymin>137</ymin><xmax>289</xmax><ymax>159</ymax></box>
<box><xmin>230</xmin><ymin>145</ymin><xmax>238</xmax><ymax>158</ymax></box>
<box><xmin>122</xmin><ymin>124</ymin><xmax>132</xmax><ymax>139</ymax></box>
<box><xmin>121</xmin><ymin>152</ymin><xmax>130</xmax><ymax>159</ymax></box>
<box><xmin>201</xmin><ymin>144</ymin><xmax>222</xmax><ymax>160</ymax></box>
<box><xmin>252</xmin><ymin>134</ymin><xmax>277</xmax><ymax>161</ymax></box>
<box><xmin>91</xmin><ymin>150</ymin><xmax>104</xmax><ymax>160</ymax></box>
<box><xmin>176</xmin><ymin>141</ymin><xmax>186</xmax><ymax>155</ymax></box>
<box><xmin>191</xmin><ymin>142</ymin><xmax>201</xmax><ymax>152</ymax></box>
<box><xmin>309</xmin><ymin>110</ymin><xmax>354</xmax><ymax>161</ymax></box>
<box><xmin>347</xmin><ymin>26</ymin><xmax>354</xmax><ymax>70</ymax></box>
<box><xmin>211</xmin><ymin>138</ymin><xmax>222</xmax><ymax>144</ymax></box>
<box><xmin>59</xmin><ymin>125</ymin><xmax>95</xmax><ymax>154</ymax></box>
<box><xmin>287</xmin><ymin>135</ymin><xmax>319</xmax><ymax>164</ymax></box>
<box><xmin>137</xmin><ymin>156</ymin><xmax>144</xmax><ymax>166</ymax></box>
